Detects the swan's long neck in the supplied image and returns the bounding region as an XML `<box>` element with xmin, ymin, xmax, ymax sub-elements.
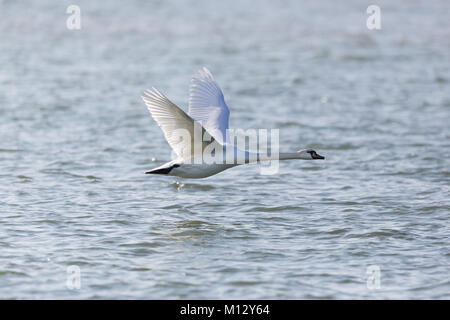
<box><xmin>279</xmin><ymin>152</ymin><xmax>302</xmax><ymax>160</ymax></box>
<box><xmin>257</xmin><ymin>152</ymin><xmax>301</xmax><ymax>161</ymax></box>
<box><xmin>225</xmin><ymin>147</ymin><xmax>305</xmax><ymax>164</ymax></box>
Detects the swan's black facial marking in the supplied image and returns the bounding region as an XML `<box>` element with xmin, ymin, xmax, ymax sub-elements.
<box><xmin>307</xmin><ymin>149</ymin><xmax>325</xmax><ymax>160</ymax></box>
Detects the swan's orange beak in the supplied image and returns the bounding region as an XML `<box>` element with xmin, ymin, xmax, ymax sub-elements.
<box><xmin>312</xmin><ymin>152</ymin><xmax>325</xmax><ymax>159</ymax></box>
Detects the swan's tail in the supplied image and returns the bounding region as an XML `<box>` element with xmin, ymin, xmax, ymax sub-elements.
<box><xmin>145</xmin><ymin>164</ymin><xmax>180</xmax><ymax>175</ymax></box>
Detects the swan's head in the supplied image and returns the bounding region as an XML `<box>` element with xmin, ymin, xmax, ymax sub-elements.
<box><xmin>298</xmin><ymin>149</ymin><xmax>325</xmax><ymax>160</ymax></box>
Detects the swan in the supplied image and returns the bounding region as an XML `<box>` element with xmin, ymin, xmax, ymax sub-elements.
<box><xmin>141</xmin><ymin>67</ymin><xmax>324</xmax><ymax>179</ymax></box>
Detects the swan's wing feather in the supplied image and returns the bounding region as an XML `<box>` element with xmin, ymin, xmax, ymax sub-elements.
<box><xmin>142</xmin><ymin>88</ymin><xmax>196</xmax><ymax>160</ymax></box>
<box><xmin>188</xmin><ymin>67</ymin><xmax>230</xmax><ymax>144</ymax></box>
<box><xmin>142</xmin><ymin>88</ymin><xmax>219</xmax><ymax>161</ymax></box>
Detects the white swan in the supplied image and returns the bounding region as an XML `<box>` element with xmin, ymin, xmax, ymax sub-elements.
<box><xmin>141</xmin><ymin>67</ymin><xmax>324</xmax><ymax>179</ymax></box>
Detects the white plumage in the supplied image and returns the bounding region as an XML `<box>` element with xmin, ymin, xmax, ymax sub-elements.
<box><xmin>141</xmin><ymin>67</ymin><xmax>324</xmax><ymax>178</ymax></box>
<box><xmin>188</xmin><ymin>67</ymin><xmax>230</xmax><ymax>145</ymax></box>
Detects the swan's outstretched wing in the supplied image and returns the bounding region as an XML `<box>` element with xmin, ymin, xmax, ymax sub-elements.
<box><xmin>142</xmin><ymin>88</ymin><xmax>215</xmax><ymax>160</ymax></box>
<box><xmin>188</xmin><ymin>67</ymin><xmax>230</xmax><ymax>145</ymax></box>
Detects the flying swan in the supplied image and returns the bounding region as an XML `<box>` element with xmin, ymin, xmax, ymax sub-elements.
<box><xmin>141</xmin><ymin>67</ymin><xmax>324</xmax><ymax>179</ymax></box>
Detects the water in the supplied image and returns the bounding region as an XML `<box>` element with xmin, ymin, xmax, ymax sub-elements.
<box><xmin>1</xmin><ymin>0</ymin><xmax>449</xmax><ymax>299</ymax></box>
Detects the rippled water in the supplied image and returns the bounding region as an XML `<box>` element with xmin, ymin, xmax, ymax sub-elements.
<box><xmin>1</xmin><ymin>0</ymin><xmax>449</xmax><ymax>299</ymax></box>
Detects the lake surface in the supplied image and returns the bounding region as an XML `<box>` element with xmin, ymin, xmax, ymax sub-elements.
<box><xmin>0</xmin><ymin>0</ymin><xmax>449</xmax><ymax>299</ymax></box>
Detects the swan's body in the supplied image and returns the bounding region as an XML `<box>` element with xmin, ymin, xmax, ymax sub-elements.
<box><xmin>142</xmin><ymin>68</ymin><xmax>324</xmax><ymax>179</ymax></box>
